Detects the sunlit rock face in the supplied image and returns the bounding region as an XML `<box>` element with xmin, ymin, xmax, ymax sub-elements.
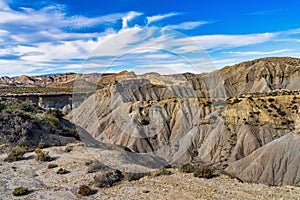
<box><xmin>69</xmin><ymin>57</ymin><xmax>300</xmax><ymax>186</ymax></box>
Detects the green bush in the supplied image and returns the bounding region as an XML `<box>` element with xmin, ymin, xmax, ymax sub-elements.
<box><xmin>0</xmin><ymin>102</ymin><xmax>5</xmax><ymax>111</ymax></box>
<box><xmin>152</xmin><ymin>168</ymin><xmax>172</xmax><ymax>177</ymax></box>
<box><xmin>180</xmin><ymin>163</ymin><xmax>195</xmax><ymax>173</ymax></box>
<box><xmin>20</xmin><ymin>102</ymin><xmax>35</xmax><ymax>112</ymax></box>
<box><xmin>193</xmin><ymin>166</ymin><xmax>214</xmax><ymax>179</ymax></box>
<box><xmin>4</xmin><ymin>146</ymin><xmax>27</xmax><ymax>162</ymax></box>
<box><xmin>35</xmin><ymin>112</ymin><xmax>59</xmax><ymax>126</ymax></box>
<box><xmin>35</xmin><ymin>149</ymin><xmax>52</xmax><ymax>162</ymax></box>
<box><xmin>12</xmin><ymin>187</ymin><xmax>29</xmax><ymax>196</ymax></box>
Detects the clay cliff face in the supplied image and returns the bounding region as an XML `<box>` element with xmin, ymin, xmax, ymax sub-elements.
<box><xmin>69</xmin><ymin>57</ymin><xmax>300</xmax><ymax>186</ymax></box>
<box><xmin>220</xmin><ymin>57</ymin><xmax>300</xmax><ymax>96</ymax></box>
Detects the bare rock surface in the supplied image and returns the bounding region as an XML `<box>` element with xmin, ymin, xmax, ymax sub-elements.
<box><xmin>1</xmin><ymin>143</ymin><xmax>300</xmax><ymax>199</ymax></box>
<box><xmin>225</xmin><ymin>132</ymin><xmax>300</xmax><ymax>186</ymax></box>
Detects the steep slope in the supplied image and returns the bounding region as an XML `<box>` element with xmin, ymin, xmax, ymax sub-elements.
<box><xmin>224</xmin><ymin>132</ymin><xmax>300</xmax><ymax>186</ymax></box>
<box><xmin>0</xmin><ymin>98</ymin><xmax>78</xmax><ymax>153</ymax></box>
<box><xmin>220</xmin><ymin>57</ymin><xmax>300</xmax><ymax>96</ymax></box>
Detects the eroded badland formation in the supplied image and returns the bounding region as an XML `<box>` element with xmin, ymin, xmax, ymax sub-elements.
<box><xmin>1</xmin><ymin>57</ymin><xmax>300</xmax><ymax>199</ymax></box>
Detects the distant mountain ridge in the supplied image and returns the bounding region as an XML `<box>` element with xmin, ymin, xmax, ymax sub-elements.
<box><xmin>0</xmin><ymin>72</ymin><xmax>115</xmax><ymax>88</ymax></box>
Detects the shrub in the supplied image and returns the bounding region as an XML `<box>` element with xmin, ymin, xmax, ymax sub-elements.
<box><xmin>0</xmin><ymin>102</ymin><xmax>5</xmax><ymax>112</ymax></box>
<box><xmin>180</xmin><ymin>163</ymin><xmax>195</xmax><ymax>173</ymax></box>
<box><xmin>35</xmin><ymin>113</ymin><xmax>59</xmax><ymax>126</ymax></box>
<box><xmin>193</xmin><ymin>166</ymin><xmax>214</xmax><ymax>179</ymax></box>
<box><xmin>12</xmin><ymin>187</ymin><xmax>29</xmax><ymax>196</ymax></box>
<box><xmin>47</xmin><ymin>164</ymin><xmax>58</xmax><ymax>169</ymax></box>
<box><xmin>57</xmin><ymin>168</ymin><xmax>69</xmax><ymax>174</ymax></box>
<box><xmin>232</xmin><ymin>98</ymin><xmax>242</xmax><ymax>104</ymax></box>
<box><xmin>277</xmin><ymin>110</ymin><xmax>286</xmax><ymax>116</ymax></box>
<box><xmin>20</xmin><ymin>102</ymin><xmax>35</xmax><ymax>112</ymax></box>
<box><xmin>123</xmin><ymin>172</ymin><xmax>149</xmax><ymax>181</ymax></box>
<box><xmin>78</xmin><ymin>185</ymin><xmax>92</xmax><ymax>196</ymax></box>
<box><xmin>35</xmin><ymin>149</ymin><xmax>52</xmax><ymax>162</ymax></box>
<box><xmin>93</xmin><ymin>169</ymin><xmax>123</xmax><ymax>188</ymax></box>
<box><xmin>4</xmin><ymin>146</ymin><xmax>27</xmax><ymax>162</ymax></box>
<box><xmin>152</xmin><ymin>168</ymin><xmax>172</xmax><ymax>177</ymax></box>
<box><xmin>268</xmin><ymin>98</ymin><xmax>275</xmax><ymax>102</ymax></box>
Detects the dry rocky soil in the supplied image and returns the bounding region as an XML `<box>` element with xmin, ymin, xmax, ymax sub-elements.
<box><xmin>0</xmin><ymin>142</ymin><xmax>299</xmax><ymax>200</ymax></box>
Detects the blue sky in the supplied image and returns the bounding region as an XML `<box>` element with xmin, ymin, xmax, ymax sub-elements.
<box><xmin>1</xmin><ymin>0</ymin><xmax>300</xmax><ymax>76</ymax></box>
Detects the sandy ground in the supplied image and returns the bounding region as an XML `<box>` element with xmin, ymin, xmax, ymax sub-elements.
<box><xmin>0</xmin><ymin>143</ymin><xmax>299</xmax><ymax>200</ymax></box>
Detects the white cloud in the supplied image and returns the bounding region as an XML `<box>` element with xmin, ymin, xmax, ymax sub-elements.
<box><xmin>0</xmin><ymin>5</ymin><xmax>124</xmax><ymax>28</ymax></box>
<box><xmin>122</xmin><ymin>11</ymin><xmax>143</xmax><ymax>29</ymax></box>
<box><xmin>0</xmin><ymin>0</ymin><xmax>299</xmax><ymax>76</ymax></box>
<box><xmin>0</xmin><ymin>0</ymin><xmax>9</xmax><ymax>11</ymax></box>
<box><xmin>187</xmin><ymin>33</ymin><xmax>275</xmax><ymax>49</ymax></box>
<box><xmin>227</xmin><ymin>49</ymin><xmax>291</xmax><ymax>56</ymax></box>
<box><xmin>165</xmin><ymin>21</ymin><xmax>208</xmax><ymax>30</ymax></box>
<box><xmin>0</xmin><ymin>3</ymin><xmax>127</xmax><ymax>46</ymax></box>
<box><xmin>146</xmin><ymin>13</ymin><xmax>179</xmax><ymax>25</ymax></box>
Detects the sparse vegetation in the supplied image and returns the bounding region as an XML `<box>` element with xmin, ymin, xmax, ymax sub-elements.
<box><xmin>268</xmin><ymin>98</ymin><xmax>275</xmax><ymax>102</ymax></box>
<box><xmin>277</xmin><ymin>110</ymin><xmax>286</xmax><ymax>116</ymax></box>
<box><xmin>0</xmin><ymin>86</ymin><xmax>72</xmax><ymax>95</ymax></box>
<box><xmin>180</xmin><ymin>163</ymin><xmax>195</xmax><ymax>173</ymax></box>
<box><xmin>35</xmin><ymin>148</ymin><xmax>52</xmax><ymax>162</ymax></box>
<box><xmin>123</xmin><ymin>172</ymin><xmax>150</xmax><ymax>181</ymax></box>
<box><xmin>0</xmin><ymin>98</ymin><xmax>78</xmax><ymax>153</ymax></box>
<box><xmin>93</xmin><ymin>169</ymin><xmax>123</xmax><ymax>188</ymax></box>
<box><xmin>78</xmin><ymin>185</ymin><xmax>92</xmax><ymax>196</ymax></box>
<box><xmin>12</xmin><ymin>187</ymin><xmax>29</xmax><ymax>196</ymax></box>
<box><xmin>152</xmin><ymin>168</ymin><xmax>172</xmax><ymax>177</ymax></box>
<box><xmin>4</xmin><ymin>145</ymin><xmax>27</xmax><ymax>162</ymax></box>
<box><xmin>193</xmin><ymin>166</ymin><xmax>214</xmax><ymax>179</ymax></box>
